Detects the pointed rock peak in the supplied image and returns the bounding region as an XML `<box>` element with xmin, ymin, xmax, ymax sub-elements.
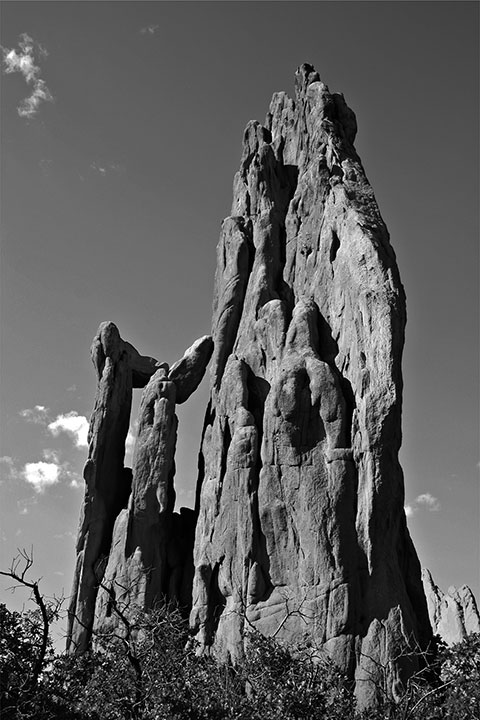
<box><xmin>295</xmin><ymin>62</ymin><xmax>321</xmax><ymax>94</ymax></box>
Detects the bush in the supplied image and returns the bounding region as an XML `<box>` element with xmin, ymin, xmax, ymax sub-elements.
<box><xmin>1</xmin><ymin>593</ymin><xmax>480</xmax><ymax>720</ymax></box>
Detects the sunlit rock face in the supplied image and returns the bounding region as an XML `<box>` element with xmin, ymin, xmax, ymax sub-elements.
<box><xmin>190</xmin><ymin>64</ymin><xmax>432</xmax><ymax>706</ymax></box>
<box><xmin>67</xmin><ymin>324</ymin><xmax>212</xmax><ymax>653</ymax></box>
<box><xmin>423</xmin><ymin>569</ymin><xmax>480</xmax><ymax>645</ymax></box>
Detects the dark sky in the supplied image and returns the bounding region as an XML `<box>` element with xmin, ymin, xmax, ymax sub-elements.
<box><xmin>1</xmin><ymin>1</ymin><xmax>478</xmax><ymax>634</ymax></box>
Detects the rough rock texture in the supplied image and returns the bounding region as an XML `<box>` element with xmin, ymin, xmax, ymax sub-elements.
<box><xmin>422</xmin><ymin>569</ymin><xmax>480</xmax><ymax>645</ymax></box>
<box><xmin>67</xmin><ymin>325</ymin><xmax>212</xmax><ymax>652</ymax></box>
<box><xmin>190</xmin><ymin>64</ymin><xmax>432</xmax><ymax>706</ymax></box>
<box><xmin>69</xmin><ymin>65</ymin><xmax>434</xmax><ymax>707</ymax></box>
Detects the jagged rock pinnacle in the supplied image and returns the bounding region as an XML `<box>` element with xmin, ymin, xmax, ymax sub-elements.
<box><xmin>68</xmin><ymin>66</ymin><xmax>433</xmax><ymax>708</ymax></box>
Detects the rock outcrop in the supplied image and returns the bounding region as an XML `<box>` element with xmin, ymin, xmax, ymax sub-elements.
<box><xmin>69</xmin><ymin>65</ymin><xmax>434</xmax><ymax>706</ymax></box>
<box><xmin>422</xmin><ymin>569</ymin><xmax>480</xmax><ymax>645</ymax></box>
<box><xmin>190</xmin><ymin>64</ymin><xmax>432</xmax><ymax>706</ymax></box>
<box><xmin>67</xmin><ymin>324</ymin><xmax>212</xmax><ymax>652</ymax></box>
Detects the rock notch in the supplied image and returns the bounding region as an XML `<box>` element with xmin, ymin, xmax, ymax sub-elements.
<box><xmin>68</xmin><ymin>65</ymin><xmax>433</xmax><ymax>706</ymax></box>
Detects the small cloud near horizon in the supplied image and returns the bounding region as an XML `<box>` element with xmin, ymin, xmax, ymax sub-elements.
<box><xmin>405</xmin><ymin>492</ymin><xmax>440</xmax><ymax>518</ymax></box>
<box><xmin>1</xmin><ymin>33</ymin><xmax>53</xmax><ymax>119</ymax></box>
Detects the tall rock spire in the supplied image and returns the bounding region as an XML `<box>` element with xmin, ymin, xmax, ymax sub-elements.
<box><xmin>190</xmin><ymin>64</ymin><xmax>432</xmax><ymax>705</ymax></box>
<box><xmin>68</xmin><ymin>65</ymin><xmax>433</xmax><ymax>707</ymax></box>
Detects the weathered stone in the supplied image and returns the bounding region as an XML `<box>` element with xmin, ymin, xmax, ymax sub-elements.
<box><xmin>67</xmin><ymin>322</ymin><xmax>139</xmax><ymax>652</ymax></box>
<box><xmin>68</xmin><ymin>66</ymin><xmax>439</xmax><ymax>709</ymax></box>
<box><xmin>422</xmin><ymin>569</ymin><xmax>480</xmax><ymax>644</ymax></box>
<box><xmin>94</xmin><ymin>367</ymin><xmax>177</xmax><ymax>634</ymax></box>
<box><xmin>168</xmin><ymin>335</ymin><xmax>214</xmax><ymax>404</ymax></box>
<box><xmin>68</xmin><ymin>329</ymin><xmax>212</xmax><ymax>649</ymax></box>
<box><xmin>190</xmin><ymin>64</ymin><xmax>432</xmax><ymax>706</ymax></box>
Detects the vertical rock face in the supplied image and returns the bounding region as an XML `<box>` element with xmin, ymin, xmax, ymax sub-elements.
<box><xmin>190</xmin><ymin>64</ymin><xmax>432</xmax><ymax>705</ymax></box>
<box><xmin>67</xmin><ymin>324</ymin><xmax>212</xmax><ymax>652</ymax></box>
<box><xmin>422</xmin><ymin>569</ymin><xmax>480</xmax><ymax>645</ymax></box>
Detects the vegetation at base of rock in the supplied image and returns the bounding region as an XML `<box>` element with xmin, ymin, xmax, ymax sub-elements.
<box><xmin>1</xmin><ymin>600</ymin><xmax>479</xmax><ymax>720</ymax></box>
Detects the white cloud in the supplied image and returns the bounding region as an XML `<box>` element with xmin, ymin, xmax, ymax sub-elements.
<box><xmin>1</xmin><ymin>33</ymin><xmax>53</xmax><ymax>119</ymax></box>
<box><xmin>405</xmin><ymin>492</ymin><xmax>441</xmax><ymax>518</ymax></box>
<box><xmin>18</xmin><ymin>78</ymin><xmax>53</xmax><ymax>118</ymax></box>
<box><xmin>19</xmin><ymin>405</ymin><xmax>50</xmax><ymax>424</ymax></box>
<box><xmin>48</xmin><ymin>412</ymin><xmax>89</xmax><ymax>448</ymax></box>
<box><xmin>23</xmin><ymin>461</ymin><xmax>60</xmax><ymax>493</ymax></box>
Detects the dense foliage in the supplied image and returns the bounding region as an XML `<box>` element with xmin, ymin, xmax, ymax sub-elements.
<box><xmin>1</xmin><ymin>593</ymin><xmax>479</xmax><ymax>720</ymax></box>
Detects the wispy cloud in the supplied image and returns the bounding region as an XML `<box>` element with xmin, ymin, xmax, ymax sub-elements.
<box><xmin>19</xmin><ymin>405</ymin><xmax>50</xmax><ymax>424</ymax></box>
<box><xmin>42</xmin><ymin>448</ymin><xmax>61</xmax><ymax>463</ymax></box>
<box><xmin>405</xmin><ymin>492</ymin><xmax>441</xmax><ymax>518</ymax></box>
<box><xmin>48</xmin><ymin>412</ymin><xmax>89</xmax><ymax>448</ymax></box>
<box><xmin>0</xmin><ymin>455</ymin><xmax>20</xmax><ymax>482</ymax></box>
<box><xmin>53</xmin><ymin>530</ymin><xmax>76</xmax><ymax>542</ymax></box>
<box><xmin>1</xmin><ymin>33</ymin><xmax>53</xmax><ymax>119</ymax></box>
<box><xmin>17</xmin><ymin>496</ymin><xmax>38</xmax><ymax>515</ymax></box>
<box><xmin>140</xmin><ymin>24</ymin><xmax>160</xmax><ymax>35</ymax></box>
<box><xmin>89</xmin><ymin>161</ymin><xmax>126</xmax><ymax>178</ymax></box>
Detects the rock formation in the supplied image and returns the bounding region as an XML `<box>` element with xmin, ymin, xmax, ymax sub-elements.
<box><xmin>422</xmin><ymin>569</ymin><xmax>480</xmax><ymax>645</ymax></box>
<box><xmin>190</xmin><ymin>64</ymin><xmax>432</xmax><ymax>706</ymax></box>
<box><xmin>68</xmin><ymin>65</ymin><xmax>434</xmax><ymax>706</ymax></box>
<box><xmin>67</xmin><ymin>323</ymin><xmax>212</xmax><ymax>652</ymax></box>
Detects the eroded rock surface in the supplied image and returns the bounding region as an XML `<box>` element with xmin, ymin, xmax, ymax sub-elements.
<box><xmin>69</xmin><ymin>65</ymin><xmax>434</xmax><ymax>708</ymax></box>
<box><xmin>67</xmin><ymin>324</ymin><xmax>212</xmax><ymax>652</ymax></box>
<box><xmin>190</xmin><ymin>64</ymin><xmax>432</xmax><ymax>706</ymax></box>
<box><xmin>422</xmin><ymin>569</ymin><xmax>480</xmax><ymax>645</ymax></box>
